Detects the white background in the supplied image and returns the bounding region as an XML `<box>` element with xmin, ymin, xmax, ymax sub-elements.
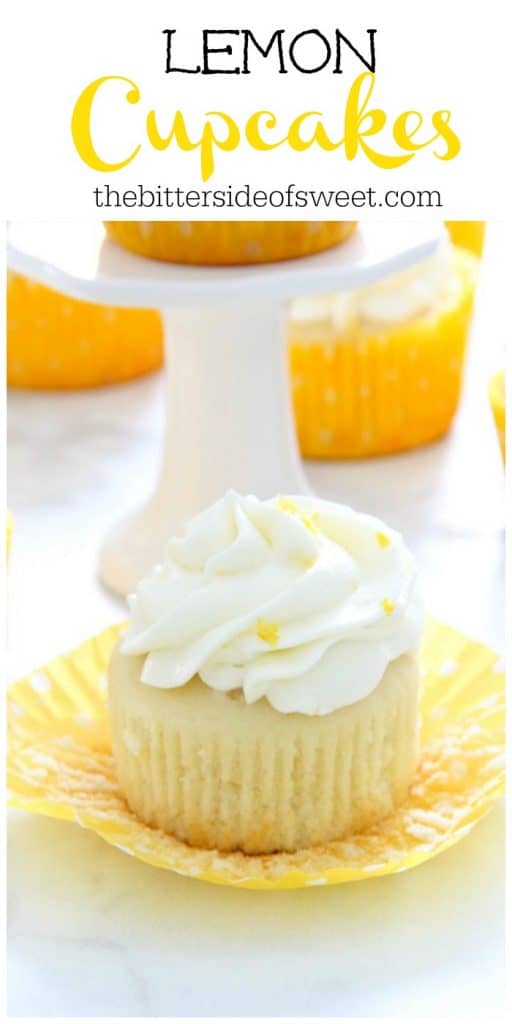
<box><xmin>4</xmin><ymin>0</ymin><xmax>511</xmax><ymax>218</ymax></box>
<box><xmin>3</xmin><ymin>0</ymin><xmax>510</xmax><ymax>1015</ymax></box>
<box><xmin>6</xmin><ymin>225</ymin><xmax>506</xmax><ymax>1017</ymax></box>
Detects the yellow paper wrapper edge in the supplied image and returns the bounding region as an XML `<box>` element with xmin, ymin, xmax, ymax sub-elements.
<box><xmin>7</xmin><ymin>619</ymin><xmax>505</xmax><ymax>890</ymax></box>
<box><xmin>489</xmin><ymin>370</ymin><xmax>506</xmax><ymax>463</ymax></box>
<box><xmin>104</xmin><ymin>221</ymin><xmax>356</xmax><ymax>266</ymax></box>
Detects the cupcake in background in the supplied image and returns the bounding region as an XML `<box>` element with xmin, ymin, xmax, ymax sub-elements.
<box><xmin>445</xmin><ymin>222</ymin><xmax>486</xmax><ymax>258</ymax></box>
<box><xmin>489</xmin><ymin>370</ymin><xmax>506</xmax><ymax>463</ymax></box>
<box><xmin>289</xmin><ymin>239</ymin><xmax>478</xmax><ymax>459</ymax></box>
<box><xmin>104</xmin><ymin>221</ymin><xmax>356</xmax><ymax>266</ymax></box>
<box><xmin>7</xmin><ymin>271</ymin><xmax>163</xmax><ymax>390</ymax></box>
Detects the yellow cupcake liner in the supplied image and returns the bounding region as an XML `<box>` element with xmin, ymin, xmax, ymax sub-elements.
<box><xmin>289</xmin><ymin>247</ymin><xmax>478</xmax><ymax>458</ymax></box>
<box><xmin>445</xmin><ymin>221</ymin><xmax>486</xmax><ymax>258</ymax></box>
<box><xmin>104</xmin><ymin>221</ymin><xmax>356</xmax><ymax>266</ymax></box>
<box><xmin>489</xmin><ymin>370</ymin><xmax>506</xmax><ymax>463</ymax></box>
<box><xmin>7</xmin><ymin>618</ymin><xmax>504</xmax><ymax>890</ymax></box>
<box><xmin>7</xmin><ymin>270</ymin><xmax>163</xmax><ymax>390</ymax></box>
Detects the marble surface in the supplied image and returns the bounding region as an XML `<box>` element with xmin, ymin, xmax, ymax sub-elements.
<box><xmin>7</xmin><ymin>228</ymin><xmax>506</xmax><ymax>1018</ymax></box>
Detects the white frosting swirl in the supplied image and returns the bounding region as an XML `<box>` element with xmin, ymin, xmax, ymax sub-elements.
<box><xmin>121</xmin><ymin>492</ymin><xmax>424</xmax><ymax>716</ymax></box>
<box><xmin>290</xmin><ymin>237</ymin><xmax>455</xmax><ymax>330</ymax></box>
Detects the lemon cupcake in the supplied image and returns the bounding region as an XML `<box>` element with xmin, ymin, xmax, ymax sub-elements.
<box><xmin>7</xmin><ymin>271</ymin><xmax>163</xmax><ymax>390</ymax></box>
<box><xmin>489</xmin><ymin>370</ymin><xmax>505</xmax><ymax>462</ymax></box>
<box><xmin>104</xmin><ymin>221</ymin><xmax>356</xmax><ymax>266</ymax></box>
<box><xmin>109</xmin><ymin>491</ymin><xmax>424</xmax><ymax>854</ymax></box>
<box><xmin>445</xmin><ymin>221</ymin><xmax>486</xmax><ymax>258</ymax></box>
<box><xmin>289</xmin><ymin>240</ymin><xmax>478</xmax><ymax>458</ymax></box>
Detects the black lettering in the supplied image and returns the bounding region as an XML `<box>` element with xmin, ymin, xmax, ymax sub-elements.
<box><xmin>202</xmin><ymin>30</ymin><xmax>241</xmax><ymax>74</ymax></box>
<box><xmin>334</xmin><ymin>29</ymin><xmax>376</xmax><ymax>73</ymax></box>
<box><xmin>163</xmin><ymin>29</ymin><xmax>201</xmax><ymax>74</ymax></box>
<box><xmin>289</xmin><ymin>30</ymin><xmax>331</xmax><ymax>74</ymax></box>
<box><xmin>241</xmin><ymin>30</ymin><xmax>287</xmax><ymax>73</ymax></box>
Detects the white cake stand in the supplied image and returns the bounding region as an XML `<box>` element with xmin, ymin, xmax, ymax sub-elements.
<box><xmin>7</xmin><ymin>221</ymin><xmax>444</xmax><ymax>595</ymax></box>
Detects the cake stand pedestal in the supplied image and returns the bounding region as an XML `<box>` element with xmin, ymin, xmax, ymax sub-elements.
<box><xmin>7</xmin><ymin>221</ymin><xmax>444</xmax><ymax>595</ymax></box>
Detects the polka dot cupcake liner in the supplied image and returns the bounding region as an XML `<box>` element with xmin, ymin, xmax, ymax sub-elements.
<box><xmin>104</xmin><ymin>221</ymin><xmax>356</xmax><ymax>266</ymax></box>
<box><xmin>7</xmin><ymin>271</ymin><xmax>163</xmax><ymax>390</ymax></box>
<box><xmin>289</xmin><ymin>247</ymin><xmax>478</xmax><ymax>458</ymax></box>
<box><xmin>7</xmin><ymin>618</ymin><xmax>504</xmax><ymax>889</ymax></box>
<box><xmin>489</xmin><ymin>370</ymin><xmax>506</xmax><ymax>463</ymax></box>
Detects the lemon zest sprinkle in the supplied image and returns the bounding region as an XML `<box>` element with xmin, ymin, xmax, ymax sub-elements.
<box><xmin>376</xmin><ymin>531</ymin><xmax>390</xmax><ymax>548</ymax></box>
<box><xmin>278</xmin><ymin>496</ymin><xmax>298</xmax><ymax>514</ymax></box>
<box><xmin>256</xmin><ymin>620</ymin><xmax>280</xmax><ymax>646</ymax></box>
<box><xmin>381</xmin><ymin>598</ymin><xmax>395</xmax><ymax>615</ymax></box>
<box><xmin>300</xmin><ymin>511</ymin><xmax>320</xmax><ymax>534</ymax></box>
<box><xmin>278</xmin><ymin>497</ymin><xmax>320</xmax><ymax>535</ymax></box>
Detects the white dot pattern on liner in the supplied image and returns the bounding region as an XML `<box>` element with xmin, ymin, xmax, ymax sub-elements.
<box><xmin>305</xmin><ymin>877</ymin><xmax>328</xmax><ymax>885</ymax></box>
<box><xmin>359</xmin><ymin>384</ymin><xmax>371</xmax><ymax>398</ymax></box>
<box><xmin>405</xmin><ymin>823</ymin><xmax>438</xmax><ymax>843</ymax></box>
<box><xmin>339</xmin><ymin>842</ymin><xmax>364</xmax><ymax>860</ymax></box>
<box><xmin>318</xmin><ymin>428</ymin><xmax>333</xmax><ymax>443</ymax></box>
<box><xmin>438</xmin><ymin>658</ymin><xmax>460</xmax><ymax>677</ymax></box>
<box><xmin>419</xmin><ymin>378</ymin><xmax>430</xmax><ymax>391</ymax></box>
<box><xmin>179</xmin><ymin>222</ymin><xmax>193</xmax><ymax>237</ymax></box>
<box><xmin>385</xmin><ymin>369</ymin><xmax>398</xmax><ymax>382</ymax></box>
<box><xmin>102</xmin><ymin>308</ymin><xmax>117</xmax><ymax>322</ymax></box>
<box><xmin>244</xmin><ymin>241</ymin><xmax>263</xmax><ymax>258</ymax></box>
<box><xmin>139</xmin><ymin>223</ymin><xmax>154</xmax><ymax>239</ymax></box>
<box><xmin>9</xmin><ymin>702</ymin><xmax>25</xmax><ymax>716</ymax></box>
<box><xmin>324</xmin><ymin>387</ymin><xmax>336</xmax><ymax>403</ymax></box>
<box><xmin>79</xmin><ymin>340</ymin><xmax>90</xmax><ymax>353</ymax></box>
<box><xmin>29</xmin><ymin>672</ymin><xmax>51</xmax><ymax>693</ymax></box>
<box><xmin>493</xmin><ymin>658</ymin><xmax>505</xmax><ymax>673</ymax></box>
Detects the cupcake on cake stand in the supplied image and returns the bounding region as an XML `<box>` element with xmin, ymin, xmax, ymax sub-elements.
<box><xmin>7</xmin><ymin>221</ymin><xmax>444</xmax><ymax>595</ymax></box>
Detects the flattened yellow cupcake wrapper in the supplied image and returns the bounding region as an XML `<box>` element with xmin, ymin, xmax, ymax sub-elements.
<box><xmin>7</xmin><ymin>271</ymin><xmax>163</xmax><ymax>390</ymax></box>
<box><xmin>7</xmin><ymin>619</ymin><xmax>504</xmax><ymax>889</ymax></box>
<box><xmin>104</xmin><ymin>221</ymin><xmax>355</xmax><ymax>266</ymax></box>
<box><xmin>489</xmin><ymin>370</ymin><xmax>506</xmax><ymax>463</ymax></box>
<box><xmin>289</xmin><ymin>248</ymin><xmax>478</xmax><ymax>458</ymax></box>
<box><xmin>445</xmin><ymin>221</ymin><xmax>486</xmax><ymax>258</ymax></box>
